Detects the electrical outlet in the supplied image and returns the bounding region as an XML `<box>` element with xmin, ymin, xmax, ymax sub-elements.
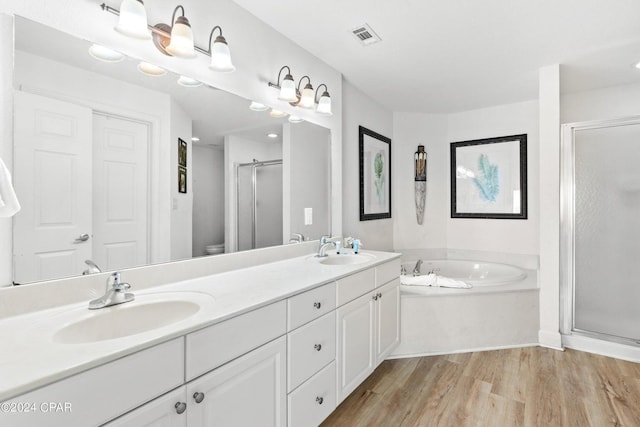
<box><xmin>304</xmin><ymin>208</ymin><xmax>313</xmax><ymax>225</ymax></box>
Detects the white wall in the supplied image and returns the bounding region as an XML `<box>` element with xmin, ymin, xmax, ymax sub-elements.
<box><xmin>562</xmin><ymin>81</ymin><xmax>640</xmax><ymax>123</ymax></box>
<box><xmin>342</xmin><ymin>79</ymin><xmax>394</xmax><ymax>250</ymax></box>
<box><xmin>446</xmin><ymin>100</ymin><xmax>540</xmax><ymax>255</ymax></box>
<box><xmin>192</xmin><ymin>145</ymin><xmax>225</xmax><ymax>257</ymax></box>
<box><xmin>169</xmin><ymin>99</ymin><xmax>193</xmax><ymax>261</ymax></box>
<box><xmin>392</xmin><ymin>113</ymin><xmax>448</xmax><ymax>250</ymax></box>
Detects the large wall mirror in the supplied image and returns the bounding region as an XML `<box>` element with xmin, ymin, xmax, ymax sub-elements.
<box><xmin>11</xmin><ymin>17</ymin><xmax>331</xmax><ymax>285</ymax></box>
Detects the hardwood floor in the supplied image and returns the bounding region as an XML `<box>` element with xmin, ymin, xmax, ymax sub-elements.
<box><xmin>321</xmin><ymin>347</ymin><xmax>640</xmax><ymax>427</ymax></box>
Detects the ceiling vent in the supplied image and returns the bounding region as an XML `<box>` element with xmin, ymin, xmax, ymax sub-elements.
<box><xmin>351</xmin><ymin>23</ymin><xmax>382</xmax><ymax>46</ymax></box>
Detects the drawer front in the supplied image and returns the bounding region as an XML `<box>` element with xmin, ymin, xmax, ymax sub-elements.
<box><xmin>375</xmin><ymin>258</ymin><xmax>401</xmax><ymax>287</ymax></box>
<box><xmin>287</xmin><ymin>282</ymin><xmax>336</xmax><ymax>331</ymax></box>
<box><xmin>287</xmin><ymin>312</ymin><xmax>336</xmax><ymax>392</ymax></box>
<box><xmin>3</xmin><ymin>338</ymin><xmax>184</xmax><ymax>427</ymax></box>
<box><xmin>336</xmin><ymin>268</ymin><xmax>375</xmax><ymax>306</ymax></box>
<box><xmin>288</xmin><ymin>361</ymin><xmax>336</xmax><ymax>427</ymax></box>
<box><xmin>185</xmin><ymin>301</ymin><xmax>286</xmax><ymax>381</ymax></box>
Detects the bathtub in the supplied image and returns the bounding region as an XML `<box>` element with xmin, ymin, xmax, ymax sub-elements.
<box><xmin>391</xmin><ymin>258</ymin><xmax>539</xmax><ymax>358</ymax></box>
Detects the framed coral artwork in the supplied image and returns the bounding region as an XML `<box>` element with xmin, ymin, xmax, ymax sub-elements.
<box><xmin>450</xmin><ymin>134</ymin><xmax>527</xmax><ymax>219</ymax></box>
<box><xmin>359</xmin><ymin>126</ymin><xmax>392</xmax><ymax>221</ymax></box>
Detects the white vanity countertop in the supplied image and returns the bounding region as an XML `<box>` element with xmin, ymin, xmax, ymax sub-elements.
<box><xmin>0</xmin><ymin>250</ymin><xmax>400</xmax><ymax>401</ymax></box>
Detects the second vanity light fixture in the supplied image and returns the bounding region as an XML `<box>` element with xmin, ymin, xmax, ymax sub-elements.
<box><xmin>102</xmin><ymin>1</ymin><xmax>235</xmax><ymax>72</ymax></box>
<box><xmin>268</xmin><ymin>65</ymin><xmax>333</xmax><ymax>116</ymax></box>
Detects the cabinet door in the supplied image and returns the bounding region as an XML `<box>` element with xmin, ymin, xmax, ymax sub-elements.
<box><xmin>104</xmin><ymin>387</ymin><xmax>187</xmax><ymax>427</ymax></box>
<box><xmin>375</xmin><ymin>279</ymin><xmax>400</xmax><ymax>363</ymax></box>
<box><xmin>186</xmin><ymin>336</ymin><xmax>287</xmax><ymax>427</ymax></box>
<box><xmin>336</xmin><ymin>292</ymin><xmax>376</xmax><ymax>403</ymax></box>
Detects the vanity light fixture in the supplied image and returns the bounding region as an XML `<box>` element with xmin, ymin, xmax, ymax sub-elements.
<box><xmin>137</xmin><ymin>62</ymin><xmax>167</xmax><ymax>76</ymax></box>
<box><xmin>163</xmin><ymin>6</ymin><xmax>196</xmax><ymax>58</ymax></box>
<box><xmin>177</xmin><ymin>75</ymin><xmax>202</xmax><ymax>87</ymax></box>
<box><xmin>269</xmin><ymin>66</ymin><xmax>297</xmax><ymax>102</ymax></box>
<box><xmin>295</xmin><ymin>76</ymin><xmax>315</xmax><ymax>109</ymax></box>
<box><xmin>314</xmin><ymin>84</ymin><xmax>332</xmax><ymax>116</ymax></box>
<box><xmin>88</xmin><ymin>44</ymin><xmax>125</xmax><ymax>62</ymax></box>
<box><xmin>288</xmin><ymin>115</ymin><xmax>304</xmax><ymax>123</ymax></box>
<box><xmin>249</xmin><ymin>101</ymin><xmax>269</xmax><ymax>112</ymax></box>
<box><xmin>270</xmin><ymin>109</ymin><xmax>288</xmax><ymax>118</ymax></box>
<box><xmin>207</xmin><ymin>26</ymin><xmax>235</xmax><ymax>72</ymax></box>
<box><xmin>114</xmin><ymin>0</ymin><xmax>151</xmax><ymax>39</ymax></box>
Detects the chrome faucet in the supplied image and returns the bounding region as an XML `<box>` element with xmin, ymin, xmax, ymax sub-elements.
<box><xmin>412</xmin><ymin>259</ymin><xmax>423</xmax><ymax>276</ymax></box>
<box><xmin>289</xmin><ymin>233</ymin><xmax>305</xmax><ymax>244</ymax></box>
<box><xmin>316</xmin><ymin>235</ymin><xmax>336</xmax><ymax>257</ymax></box>
<box><xmin>89</xmin><ymin>271</ymin><xmax>134</xmax><ymax>310</ymax></box>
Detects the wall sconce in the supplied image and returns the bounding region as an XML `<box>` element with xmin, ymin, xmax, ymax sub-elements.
<box><xmin>153</xmin><ymin>5</ymin><xmax>196</xmax><ymax>58</ymax></box>
<box><xmin>414</xmin><ymin>145</ymin><xmax>427</xmax><ymax>225</ymax></box>
<box><xmin>207</xmin><ymin>26</ymin><xmax>235</xmax><ymax>72</ymax></box>
<box><xmin>268</xmin><ymin>66</ymin><xmax>297</xmax><ymax>102</ymax></box>
<box><xmin>114</xmin><ymin>0</ymin><xmax>150</xmax><ymax>39</ymax></box>
<box><xmin>294</xmin><ymin>76</ymin><xmax>315</xmax><ymax>109</ymax></box>
<box><xmin>314</xmin><ymin>84</ymin><xmax>332</xmax><ymax>116</ymax></box>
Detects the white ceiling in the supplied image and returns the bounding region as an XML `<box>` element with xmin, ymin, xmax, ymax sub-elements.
<box><xmin>233</xmin><ymin>0</ymin><xmax>640</xmax><ymax>113</ymax></box>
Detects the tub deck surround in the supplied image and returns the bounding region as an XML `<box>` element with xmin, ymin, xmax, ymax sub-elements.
<box><xmin>0</xmin><ymin>249</ymin><xmax>400</xmax><ymax>401</ymax></box>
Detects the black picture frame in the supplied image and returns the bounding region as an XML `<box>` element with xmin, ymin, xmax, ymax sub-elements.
<box><xmin>178</xmin><ymin>138</ymin><xmax>187</xmax><ymax>167</ymax></box>
<box><xmin>359</xmin><ymin>126</ymin><xmax>392</xmax><ymax>221</ymax></box>
<box><xmin>178</xmin><ymin>166</ymin><xmax>187</xmax><ymax>194</ymax></box>
<box><xmin>450</xmin><ymin>134</ymin><xmax>527</xmax><ymax>219</ymax></box>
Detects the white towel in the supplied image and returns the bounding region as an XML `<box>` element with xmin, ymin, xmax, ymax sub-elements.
<box><xmin>400</xmin><ymin>273</ymin><xmax>472</xmax><ymax>289</ymax></box>
<box><xmin>0</xmin><ymin>157</ymin><xmax>21</xmax><ymax>217</ymax></box>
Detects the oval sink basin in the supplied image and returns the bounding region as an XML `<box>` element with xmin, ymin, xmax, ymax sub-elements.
<box><xmin>53</xmin><ymin>292</ymin><xmax>214</xmax><ymax>344</ymax></box>
<box><xmin>317</xmin><ymin>253</ymin><xmax>375</xmax><ymax>265</ymax></box>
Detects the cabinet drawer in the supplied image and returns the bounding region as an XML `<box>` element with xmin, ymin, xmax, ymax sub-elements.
<box><xmin>288</xmin><ymin>361</ymin><xmax>336</xmax><ymax>427</ymax></box>
<box><xmin>287</xmin><ymin>312</ymin><xmax>335</xmax><ymax>392</ymax></box>
<box><xmin>287</xmin><ymin>282</ymin><xmax>336</xmax><ymax>331</ymax></box>
<box><xmin>376</xmin><ymin>258</ymin><xmax>401</xmax><ymax>287</ymax></box>
<box><xmin>336</xmin><ymin>268</ymin><xmax>375</xmax><ymax>306</ymax></box>
<box><xmin>3</xmin><ymin>338</ymin><xmax>184</xmax><ymax>427</ymax></box>
<box><xmin>185</xmin><ymin>301</ymin><xmax>286</xmax><ymax>381</ymax></box>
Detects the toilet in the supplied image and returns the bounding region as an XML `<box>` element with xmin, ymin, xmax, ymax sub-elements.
<box><xmin>205</xmin><ymin>243</ymin><xmax>225</xmax><ymax>255</ymax></box>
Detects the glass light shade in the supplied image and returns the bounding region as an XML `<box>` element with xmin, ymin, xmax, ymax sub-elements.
<box><xmin>299</xmin><ymin>84</ymin><xmax>315</xmax><ymax>109</ymax></box>
<box><xmin>278</xmin><ymin>75</ymin><xmax>297</xmax><ymax>102</ymax></box>
<box><xmin>270</xmin><ymin>109</ymin><xmax>288</xmax><ymax>118</ymax></box>
<box><xmin>88</xmin><ymin>44</ymin><xmax>125</xmax><ymax>62</ymax></box>
<box><xmin>177</xmin><ymin>76</ymin><xmax>202</xmax><ymax>87</ymax></box>
<box><xmin>166</xmin><ymin>16</ymin><xmax>197</xmax><ymax>58</ymax></box>
<box><xmin>249</xmin><ymin>101</ymin><xmax>269</xmax><ymax>112</ymax></box>
<box><xmin>316</xmin><ymin>91</ymin><xmax>332</xmax><ymax>116</ymax></box>
<box><xmin>209</xmin><ymin>37</ymin><xmax>235</xmax><ymax>72</ymax></box>
<box><xmin>114</xmin><ymin>0</ymin><xmax>151</xmax><ymax>39</ymax></box>
<box><xmin>137</xmin><ymin>62</ymin><xmax>166</xmax><ymax>76</ymax></box>
<box><xmin>288</xmin><ymin>115</ymin><xmax>304</xmax><ymax>123</ymax></box>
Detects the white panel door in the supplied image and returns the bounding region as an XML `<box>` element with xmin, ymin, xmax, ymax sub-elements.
<box><xmin>186</xmin><ymin>336</ymin><xmax>287</xmax><ymax>427</ymax></box>
<box><xmin>92</xmin><ymin>113</ymin><xmax>149</xmax><ymax>271</ymax></box>
<box><xmin>13</xmin><ymin>91</ymin><xmax>93</xmax><ymax>283</ymax></box>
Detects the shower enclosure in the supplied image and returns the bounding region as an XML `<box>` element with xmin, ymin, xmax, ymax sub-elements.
<box><xmin>236</xmin><ymin>159</ymin><xmax>283</xmax><ymax>251</ymax></box>
<box><xmin>561</xmin><ymin>117</ymin><xmax>640</xmax><ymax>357</ymax></box>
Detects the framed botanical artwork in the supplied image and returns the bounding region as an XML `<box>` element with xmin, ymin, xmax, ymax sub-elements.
<box><xmin>359</xmin><ymin>125</ymin><xmax>391</xmax><ymax>221</ymax></box>
<box><xmin>178</xmin><ymin>166</ymin><xmax>187</xmax><ymax>194</ymax></box>
<box><xmin>178</xmin><ymin>138</ymin><xmax>187</xmax><ymax>167</ymax></box>
<box><xmin>450</xmin><ymin>134</ymin><xmax>527</xmax><ymax>219</ymax></box>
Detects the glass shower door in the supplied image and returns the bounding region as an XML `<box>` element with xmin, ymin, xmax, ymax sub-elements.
<box><xmin>573</xmin><ymin>122</ymin><xmax>640</xmax><ymax>343</ymax></box>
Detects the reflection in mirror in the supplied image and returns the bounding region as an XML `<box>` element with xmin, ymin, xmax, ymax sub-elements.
<box><xmin>12</xmin><ymin>17</ymin><xmax>331</xmax><ymax>285</ymax></box>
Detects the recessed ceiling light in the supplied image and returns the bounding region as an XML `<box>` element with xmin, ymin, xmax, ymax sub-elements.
<box><xmin>138</xmin><ymin>62</ymin><xmax>166</xmax><ymax>76</ymax></box>
<box><xmin>249</xmin><ymin>101</ymin><xmax>269</xmax><ymax>112</ymax></box>
<box><xmin>270</xmin><ymin>109</ymin><xmax>287</xmax><ymax>118</ymax></box>
<box><xmin>191</xmin><ymin>137</ymin><xmax>200</xmax><ymax>142</ymax></box>
<box><xmin>88</xmin><ymin>44</ymin><xmax>125</xmax><ymax>62</ymax></box>
<box><xmin>288</xmin><ymin>115</ymin><xmax>304</xmax><ymax>123</ymax></box>
<box><xmin>267</xmin><ymin>133</ymin><xmax>278</xmax><ymax>138</ymax></box>
<box><xmin>177</xmin><ymin>75</ymin><xmax>202</xmax><ymax>87</ymax></box>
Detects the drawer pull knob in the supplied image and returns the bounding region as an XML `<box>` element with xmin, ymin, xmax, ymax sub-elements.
<box><xmin>313</xmin><ymin>302</ymin><xmax>322</xmax><ymax>309</ymax></box>
<box><xmin>372</xmin><ymin>295</ymin><xmax>378</xmax><ymax>301</ymax></box>
<box><xmin>193</xmin><ymin>392</ymin><xmax>205</xmax><ymax>404</ymax></box>
<box><xmin>314</xmin><ymin>343</ymin><xmax>322</xmax><ymax>351</ymax></box>
<box><xmin>316</xmin><ymin>396</ymin><xmax>324</xmax><ymax>405</ymax></box>
<box><xmin>377</xmin><ymin>292</ymin><xmax>383</xmax><ymax>299</ymax></box>
<box><xmin>175</xmin><ymin>402</ymin><xmax>187</xmax><ymax>414</ymax></box>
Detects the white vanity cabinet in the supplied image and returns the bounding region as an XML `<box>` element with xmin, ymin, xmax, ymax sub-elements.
<box><xmin>336</xmin><ymin>259</ymin><xmax>400</xmax><ymax>403</ymax></box>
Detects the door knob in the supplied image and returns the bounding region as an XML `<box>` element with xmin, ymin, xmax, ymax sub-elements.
<box><xmin>174</xmin><ymin>402</ymin><xmax>187</xmax><ymax>414</ymax></box>
<box><xmin>74</xmin><ymin>233</ymin><xmax>90</xmax><ymax>243</ymax></box>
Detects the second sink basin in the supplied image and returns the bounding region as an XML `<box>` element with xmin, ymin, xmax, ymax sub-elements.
<box><xmin>52</xmin><ymin>292</ymin><xmax>215</xmax><ymax>344</ymax></box>
<box><xmin>317</xmin><ymin>253</ymin><xmax>375</xmax><ymax>265</ymax></box>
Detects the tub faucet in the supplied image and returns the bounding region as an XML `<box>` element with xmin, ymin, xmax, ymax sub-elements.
<box><xmin>413</xmin><ymin>259</ymin><xmax>423</xmax><ymax>276</ymax></box>
<box><xmin>89</xmin><ymin>271</ymin><xmax>134</xmax><ymax>310</ymax></box>
<box><xmin>82</xmin><ymin>259</ymin><xmax>102</xmax><ymax>275</ymax></box>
